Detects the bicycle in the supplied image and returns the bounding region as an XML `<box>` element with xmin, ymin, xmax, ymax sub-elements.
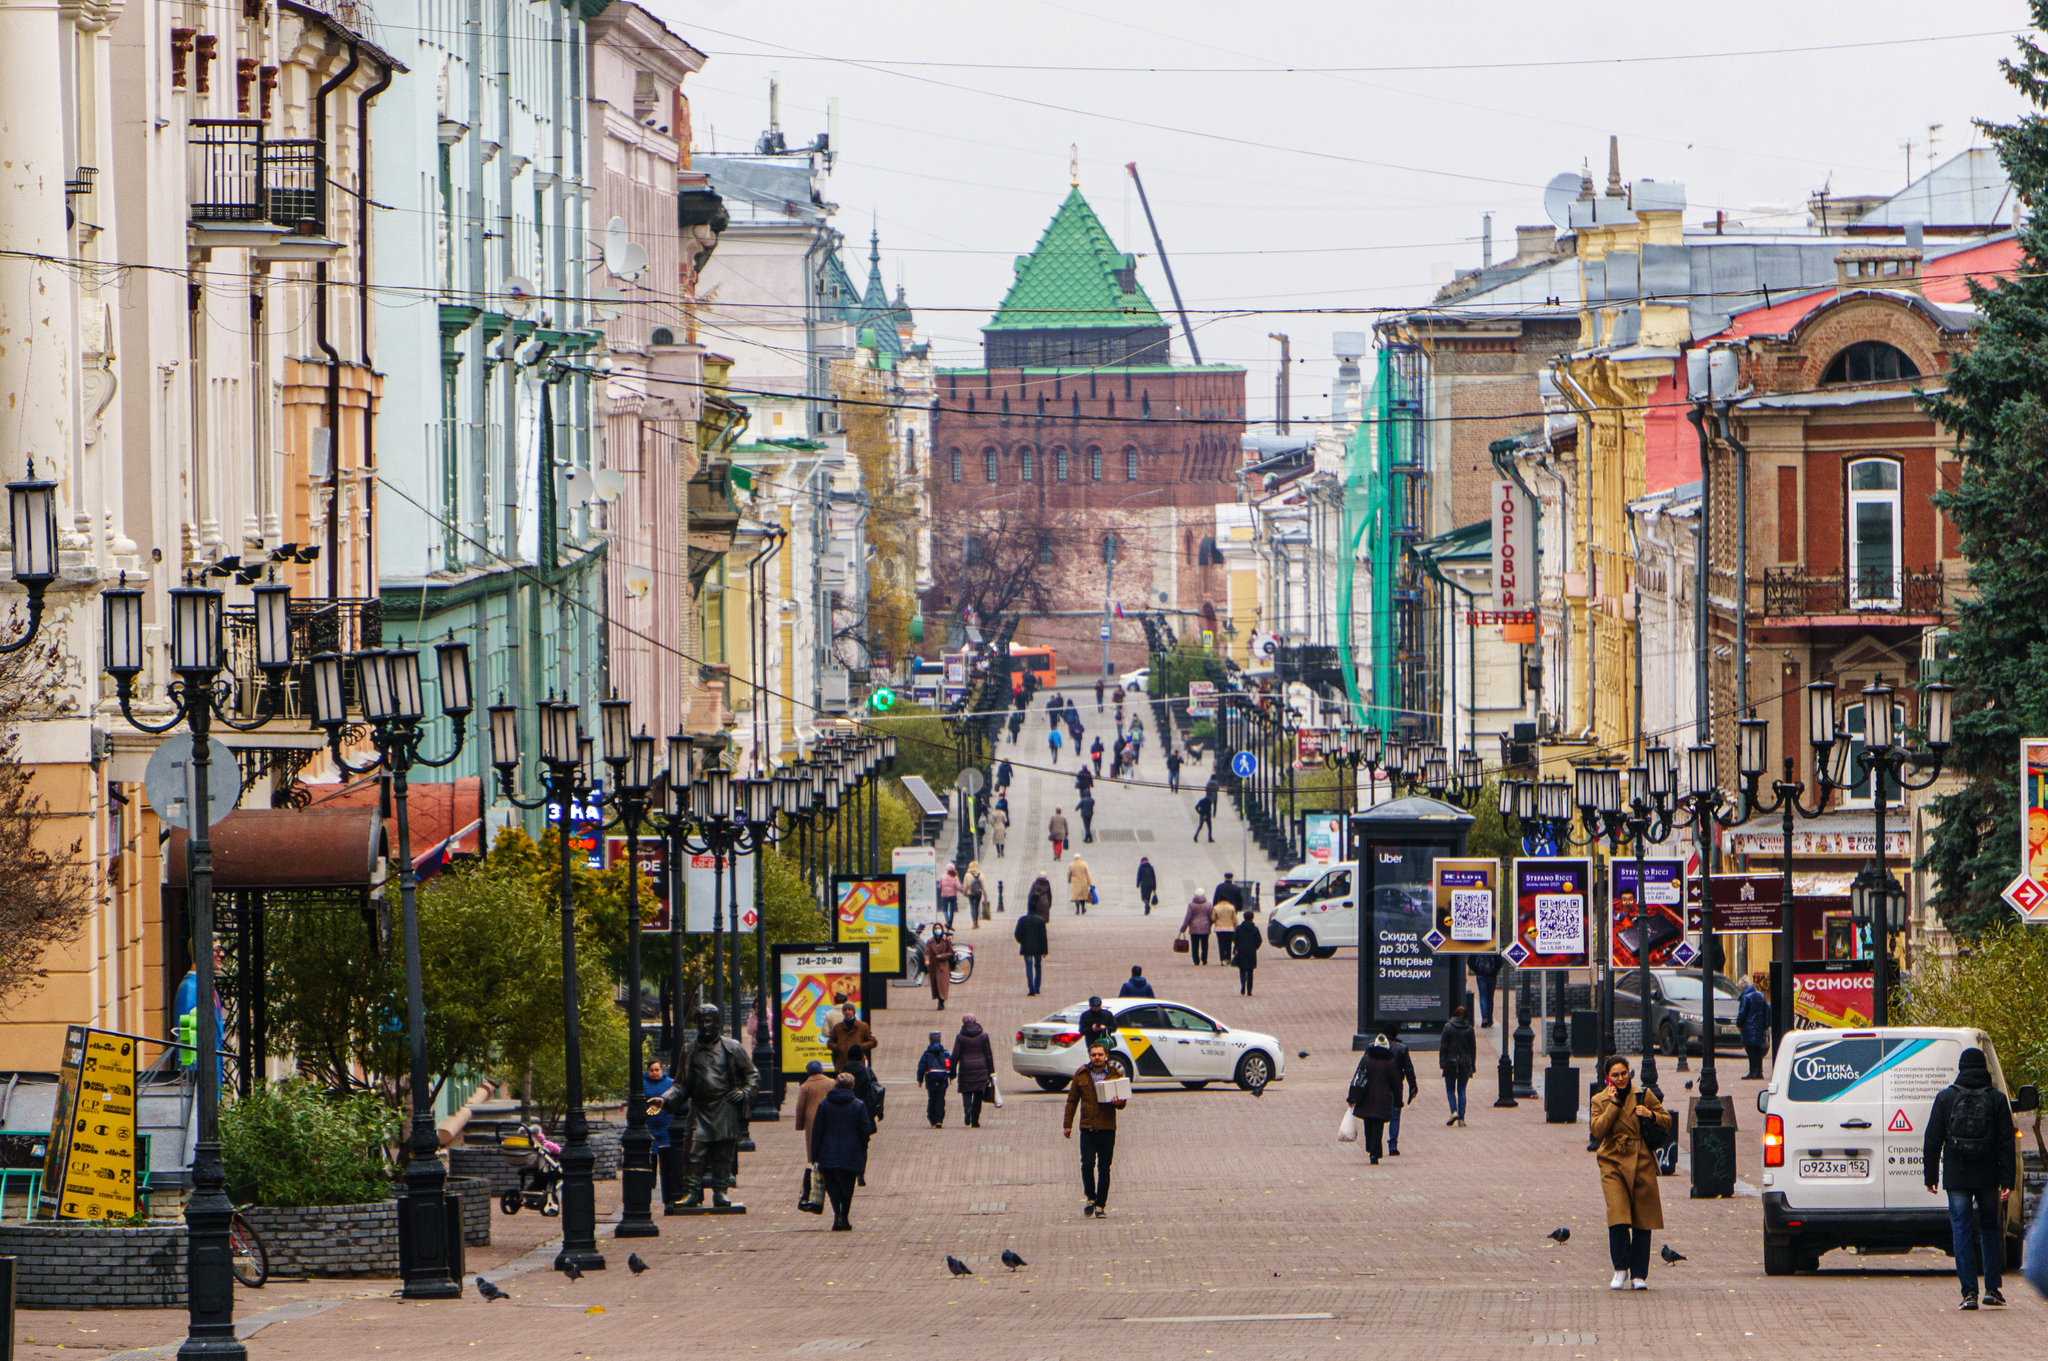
<box><xmin>229</xmin><ymin>1206</ymin><xmax>269</xmax><ymax>1289</ymax></box>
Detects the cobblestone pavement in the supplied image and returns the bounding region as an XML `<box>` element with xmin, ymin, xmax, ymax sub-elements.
<box><xmin>30</xmin><ymin>716</ymin><xmax>2040</xmax><ymax>1359</ymax></box>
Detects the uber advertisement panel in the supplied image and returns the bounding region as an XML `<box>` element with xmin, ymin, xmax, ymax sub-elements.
<box><xmin>1365</xmin><ymin>840</ymin><xmax>1454</xmax><ymax>1026</ymax></box>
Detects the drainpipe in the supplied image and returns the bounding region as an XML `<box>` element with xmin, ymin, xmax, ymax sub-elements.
<box><xmin>1685</xmin><ymin>403</ymin><xmax>1712</xmax><ymax>746</ymax></box>
<box><xmin>357</xmin><ymin>56</ymin><xmax>393</xmax><ymax>587</ymax></box>
<box><xmin>316</xmin><ymin>41</ymin><xmax>362</xmax><ymax>599</ymax></box>
<box><xmin>1717</xmin><ymin>408</ymin><xmax>1751</xmax><ymax>729</ymax></box>
<box><xmin>1553</xmin><ymin>364</ymin><xmax>1599</xmax><ymax>739</ymax></box>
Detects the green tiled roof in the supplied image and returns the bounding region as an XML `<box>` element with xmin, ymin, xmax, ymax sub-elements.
<box><xmin>986</xmin><ymin>188</ymin><xmax>1165</xmax><ymax>332</ymax></box>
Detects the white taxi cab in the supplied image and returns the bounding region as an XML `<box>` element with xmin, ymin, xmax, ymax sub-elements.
<box><xmin>1010</xmin><ymin>998</ymin><xmax>1285</xmax><ymax>1094</ymax></box>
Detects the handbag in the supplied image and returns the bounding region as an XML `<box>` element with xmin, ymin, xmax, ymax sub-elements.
<box><xmin>1337</xmin><ymin>1110</ymin><xmax>1360</xmax><ymax>1143</ymax></box>
<box><xmin>1173</xmin><ymin>934</ymin><xmax>1190</xmax><ymax>954</ymax></box>
<box><xmin>798</xmin><ymin>1165</ymin><xmax>825</xmax><ymax>1214</ymax></box>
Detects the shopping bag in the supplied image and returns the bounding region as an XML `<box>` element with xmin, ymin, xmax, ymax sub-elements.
<box><xmin>1173</xmin><ymin>934</ymin><xmax>1191</xmax><ymax>954</ymax></box>
<box><xmin>798</xmin><ymin>1165</ymin><xmax>825</xmax><ymax>1214</ymax></box>
<box><xmin>1337</xmin><ymin>1111</ymin><xmax>1360</xmax><ymax>1143</ymax></box>
<box><xmin>1089</xmin><ymin>886</ymin><xmax>1099</xmax><ymax>905</ymax></box>
<box><xmin>991</xmin><ymin>1075</ymin><xmax>1004</xmax><ymax>1109</ymax></box>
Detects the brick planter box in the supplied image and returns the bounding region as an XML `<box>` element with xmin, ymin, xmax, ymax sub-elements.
<box><xmin>448</xmin><ymin>1175</ymin><xmax>491</xmax><ymax>1247</ymax></box>
<box><xmin>0</xmin><ymin>1222</ymin><xmax>188</xmax><ymax>1309</ymax></box>
<box><xmin>239</xmin><ymin>1198</ymin><xmax>400</xmax><ymax>1279</ymax></box>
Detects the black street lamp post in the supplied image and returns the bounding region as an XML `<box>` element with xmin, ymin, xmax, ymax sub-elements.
<box><xmin>600</xmin><ymin>697</ymin><xmax>662</xmax><ymax>1240</ymax></box>
<box><xmin>102</xmin><ymin>566</ymin><xmax>292</xmax><ymax>1361</ymax></box>
<box><xmin>1666</xmin><ymin>740</ymin><xmax>1748</xmax><ymax>1198</ymax></box>
<box><xmin>311</xmin><ymin>637</ymin><xmax>474</xmax><ymax>1297</ymax></box>
<box><xmin>487</xmin><ymin>694</ymin><xmax>606</xmax><ymax>1274</ymax></box>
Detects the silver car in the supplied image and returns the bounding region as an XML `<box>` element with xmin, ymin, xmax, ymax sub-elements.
<box><xmin>1611</xmin><ymin>969</ymin><xmax>1744</xmax><ymax>1056</ymax></box>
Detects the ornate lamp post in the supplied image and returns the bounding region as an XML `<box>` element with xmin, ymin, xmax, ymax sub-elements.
<box><xmin>102</xmin><ymin>569</ymin><xmax>296</xmax><ymax>1360</ymax></box>
<box><xmin>487</xmin><ymin>693</ymin><xmax>606</xmax><ymax>1274</ymax></box>
<box><xmin>1</xmin><ymin>461</ymin><xmax>60</xmax><ymax>654</ymax></box>
<box><xmin>311</xmin><ymin>637</ymin><xmax>473</xmax><ymax>1297</ymax></box>
<box><xmin>1807</xmin><ymin>674</ymin><xmax>1951</xmax><ymax>1024</ymax></box>
<box><xmin>1665</xmin><ymin>739</ymin><xmax>1748</xmax><ymax>1197</ymax></box>
<box><xmin>1610</xmin><ymin>747</ymin><xmax>1682</xmax><ymax>1096</ymax></box>
<box><xmin>600</xmin><ymin>696</ymin><xmax>662</xmax><ymax>1240</ymax></box>
<box><xmin>1422</xmin><ymin>745</ymin><xmax>1487</xmax><ymax>810</ymax></box>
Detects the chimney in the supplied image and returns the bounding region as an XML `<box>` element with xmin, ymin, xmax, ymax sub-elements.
<box><xmin>1482</xmin><ymin>213</ymin><xmax>1493</xmax><ymax>269</ymax></box>
<box><xmin>1835</xmin><ymin>246</ymin><xmax>1923</xmax><ymax>297</ymax></box>
<box><xmin>1514</xmin><ymin>224</ymin><xmax>1556</xmax><ymax>262</ymax></box>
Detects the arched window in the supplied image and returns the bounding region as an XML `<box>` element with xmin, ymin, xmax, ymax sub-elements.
<box><xmin>1125</xmin><ymin>446</ymin><xmax>1140</xmax><ymax>481</ymax></box>
<box><xmin>1089</xmin><ymin>446</ymin><xmax>1103</xmax><ymax>481</ymax></box>
<box><xmin>1847</xmin><ymin>458</ymin><xmax>1901</xmax><ymax>606</ymax></box>
<box><xmin>950</xmin><ymin>447</ymin><xmax>963</xmax><ymax>483</ymax></box>
<box><xmin>1053</xmin><ymin>447</ymin><xmax>1069</xmax><ymax>481</ymax></box>
<box><xmin>1019</xmin><ymin>446</ymin><xmax>1035</xmax><ymax>483</ymax></box>
<box><xmin>985</xmin><ymin>447</ymin><xmax>1000</xmax><ymax>483</ymax></box>
<box><xmin>1822</xmin><ymin>342</ymin><xmax>1920</xmax><ymax>385</ymax></box>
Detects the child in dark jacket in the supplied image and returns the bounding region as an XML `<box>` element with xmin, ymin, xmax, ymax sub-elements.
<box><xmin>916</xmin><ymin>1031</ymin><xmax>952</xmax><ymax>1128</ymax></box>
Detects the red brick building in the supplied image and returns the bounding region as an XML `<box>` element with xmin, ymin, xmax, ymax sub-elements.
<box><xmin>927</xmin><ymin>186</ymin><xmax>1245</xmax><ymax>673</ymax></box>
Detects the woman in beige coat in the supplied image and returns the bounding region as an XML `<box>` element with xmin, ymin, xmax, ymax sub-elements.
<box><xmin>1589</xmin><ymin>1054</ymin><xmax>1673</xmax><ymax>1290</ymax></box>
<box><xmin>1067</xmin><ymin>857</ymin><xmax>1093</xmax><ymax>914</ymax></box>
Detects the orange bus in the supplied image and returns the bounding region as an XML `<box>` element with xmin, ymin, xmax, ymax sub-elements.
<box><xmin>1006</xmin><ymin>646</ymin><xmax>1057</xmax><ymax>695</ymax></box>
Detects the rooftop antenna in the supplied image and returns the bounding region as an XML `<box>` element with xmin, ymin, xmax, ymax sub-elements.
<box><xmin>769</xmin><ymin>71</ymin><xmax>781</xmax><ymax>138</ymax></box>
<box><xmin>1070</xmin><ymin>144</ymin><xmax>1079</xmax><ymax>188</ymax></box>
<box><xmin>1928</xmin><ymin>122</ymin><xmax>1943</xmax><ymax>166</ymax></box>
<box><xmin>1126</xmin><ymin>162</ymin><xmax>1201</xmax><ymax>366</ymax></box>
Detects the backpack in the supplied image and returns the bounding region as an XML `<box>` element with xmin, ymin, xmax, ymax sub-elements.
<box><xmin>1945</xmin><ymin>1086</ymin><xmax>2001</xmax><ymax>1161</ymax></box>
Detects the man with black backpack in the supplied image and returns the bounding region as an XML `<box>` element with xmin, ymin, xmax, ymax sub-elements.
<box><xmin>1923</xmin><ymin>1046</ymin><xmax>2016</xmax><ymax>1310</ymax></box>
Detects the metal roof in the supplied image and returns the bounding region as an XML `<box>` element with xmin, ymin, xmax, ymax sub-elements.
<box><xmin>1857</xmin><ymin>148</ymin><xmax>2014</xmax><ymax>228</ymax></box>
<box><xmin>985</xmin><ymin>188</ymin><xmax>1166</xmax><ymax>333</ymax></box>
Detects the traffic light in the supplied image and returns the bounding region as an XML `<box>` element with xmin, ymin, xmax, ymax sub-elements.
<box><xmin>868</xmin><ymin>686</ymin><xmax>896</xmax><ymax>712</ymax></box>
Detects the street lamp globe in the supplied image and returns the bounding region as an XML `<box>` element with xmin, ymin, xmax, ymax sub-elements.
<box><xmin>102</xmin><ymin>578</ymin><xmax>145</xmax><ymax>678</ymax></box>
<box><xmin>387</xmin><ymin>649</ymin><xmax>426</xmax><ymax>722</ymax></box>
<box><xmin>1807</xmin><ymin>679</ymin><xmax>1839</xmax><ymax>750</ymax></box>
<box><xmin>488</xmin><ymin>699</ymin><xmax>522</xmax><ymax>772</ymax></box>
<box><xmin>1863</xmin><ymin>677</ymin><xmax>1896</xmax><ymax>752</ymax></box>
<box><xmin>434</xmin><ymin>635</ymin><xmax>474</xmax><ymax>716</ymax></box>
<box><xmin>168</xmin><ymin>580</ymin><xmax>224</xmax><ymax>674</ymax></box>
<box><xmin>252</xmin><ymin>578</ymin><xmax>294</xmax><ymax>673</ymax></box>
<box><xmin>1687</xmin><ymin>743</ymin><xmax>1718</xmax><ymax>798</ymax></box>
<box><xmin>354</xmin><ymin>650</ymin><xmax>395</xmax><ymax>723</ymax></box>
<box><xmin>6</xmin><ymin>461</ymin><xmax>60</xmax><ymax>585</ymax></box>
<box><xmin>1922</xmin><ymin>681</ymin><xmax>1954</xmax><ymax>750</ymax></box>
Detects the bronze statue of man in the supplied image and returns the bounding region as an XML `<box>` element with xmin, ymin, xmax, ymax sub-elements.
<box><xmin>653</xmin><ymin>1005</ymin><xmax>756</xmax><ymax>1209</ymax></box>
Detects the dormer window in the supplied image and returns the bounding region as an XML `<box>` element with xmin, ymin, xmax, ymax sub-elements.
<box><xmin>1822</xmin><ymin>342</ymin><xmax>1919</xmax><ymax>386</ymax></box>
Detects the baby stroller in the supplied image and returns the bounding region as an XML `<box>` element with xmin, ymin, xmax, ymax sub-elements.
<box><xmin>498</xmin><ymin>1120</ymin><xmax>563</xmax><ymax>1217</ymax></box>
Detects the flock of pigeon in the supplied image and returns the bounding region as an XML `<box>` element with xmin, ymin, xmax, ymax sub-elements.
<box><xmin>474</xmin><ymin>1253</ymin><xmax>655</xmax><ymax>1301</ymax></box>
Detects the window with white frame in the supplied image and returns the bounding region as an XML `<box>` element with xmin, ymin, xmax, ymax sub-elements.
<box><xmin>1847</xmin><ymin>458</ymin><xmax>1901</xmax><ymax>607</ymax></box>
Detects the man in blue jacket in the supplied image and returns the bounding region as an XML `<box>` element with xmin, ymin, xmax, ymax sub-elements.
<box><xmin>643</xmin><ymin>1059</ymin><xmax>677</xmax><ymax>1205</ymax></box>
<box><xmin>1118</xmin><ymin>966</ymin><xmax>1155</xmax><ymax>998</ymax></box>
<box><xmin>1736</xmin><ymin>973</ymin><xmax>1772</xmax><ymax>1079</ymax></box>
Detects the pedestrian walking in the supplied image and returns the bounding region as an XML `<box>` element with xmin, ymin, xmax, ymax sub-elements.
<box><xmin>1737</xmin><ymin>973</ymin><xmax>1772</xmax><ymax>1080</ymax></box>
<box><xmin>1075</xmin><ymin>765</ymin><xmax>1094</xmax><ymax>797</ymax></box>
<box><xmin>1165</xmin><ymin>747</ymin><xmax>1183</xmax><ymax>792</ymax></box>
<box><xmin>1078</xmin><ymin>996</ymin><xmax>1118</xmax><ymax>1052</ymax></box>
<box><xmin>923</xmin><ymin>927</ymin><xmax>955</xmax><ymax>1010</ymax></box>
<box><xmin>1384</xmin><ymin>1026</ymin><xmax>1419</xmax><ymax>1154</ymax></box>
<box><xmin>965</xmin><ymin>861</ymin><xmax>988</xmax><ymax>926</ymax></box>
<box><xmin>792</xmin><ymin>1059</ymin><xmax>834</xmax><ymax>1135</ymax></box>
<box><xmin>1096</xmin><ymin>677</ymin><xmax>1106</xmax><ymax>712</ymax></box>
<box><xmin>1118</xmin><ymin>964</ymin><xmax>1155</xmax><ymax>998</ymax></box>
<box><xmin>1924</xmin><ymin>1046</ymin><xmax>2017</xmax><ymax>1309</ymax></box>
<box><xmin>1028</xmin><ymin>874</ymin><xmax>1053</xmax><ymax>919</ymax></box>
<box><xmin>1346</xmin><ymin>1035</ymin><xmax>1401</xmax><ymax>1164</ymax></box>
<box><xmin>1439</xmin><ymin>1006</ymin><xmax>1476</xmax><ymax>1126</ymax></box>
<box><xmin>827</xmin><ymin>1003</ymin><xmax>876</xmax><ymax>1074</ymax></box>
<box><xmin>1063</xmin><ymin>1041</ymin><xmax>1129</xmax><ymax>1217</ymax></box>
<box><xmin>938</xmin><ymin>863</ymin><xmax>963</xmax><ymax>931</ymax></box>
<box><xmin>1179</xmin><ymin>892</ymin><xmax>1214</xmax><ymax>965</ymax></box>
<box><xmin>644</xmin><ymin>1060</ymin><xmax>678</xmax><ymax>1205</ymax></box>
<box><xmin>1049</xmin><ymin>727</ymin><xmax>1063</xmax><ymax>763</ymax></box>
<box><xmin>1212</xmin><ymin>879</ymin><xmax>1241</xmax><ymax>966</ymax></box>
<box><xmin>1007</xmin><ymin>710</ymin><xmax>1024</xmax><ymax>744</ymax></box>
<box><xmin>1233</xmin><ymin>909</ymin><xmax>1262</xmax><ymax>996</ymax></box>
<box><xmin>1591</xmin><ymin>1055</ymin><xmax>1673</xmax><ymax>1290</ymax></box>
<box><xmin>1078</xmin><ymin>792</ymin><xmax>1097</xmax><ymax>843</ymax></box>
<box><xmin>997</xmin><ymin>758</ymin><xmax>1014</xmax><ymax>794</ymax></box>
<box><xmin>1048</xmin><ymin>808</ymin><xmax>1069</xmax><ymax>859</ymax></box>
<box><xmin>1091</xmin><ymin>735</ymin><xmax>1105</xmax><ymax>776</ymax></box>
<box><xmin>951</xmin><ymin>1015</ymin><xmax>998</xmax><ymax>1128</ymax></box>
<box><xmin>1135</xmin><ymin>856</ymin><xmax>1158</xmax><ymax>916</ymax></box>
<box><xmin>988</xmin><ymin>802</ymin><xmax>1009</xmax><ymax>858</ymax></box>
<box><xmin>917</xmin><ymin>1031</ymin><xmax>953</xmax><ymax>1127</ymax></box>
<box><xmin>1068</xmin><ymin>855</ymin><xmax>1094</xmax><ymax>915</ymax></box>
<box><xmin>809</xmin><ymin>1073</ymin><xmax>876</xmax><ymax>1231</ymax></box>
<box><xmin>1014</xmin><ymin>889</ymin><xmax>1049</xmax><ymax>995</ymax></box>
<box><xmin>1470</xmin><ymin>951</ymin><xmax>1502</xmax><ymax>1028</ymax></box>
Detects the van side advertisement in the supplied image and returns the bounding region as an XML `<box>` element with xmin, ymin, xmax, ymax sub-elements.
<box><xmin>773</xmin><ymin>945</ymin><xmax>868</xmax><ymax>1080</ymax></box>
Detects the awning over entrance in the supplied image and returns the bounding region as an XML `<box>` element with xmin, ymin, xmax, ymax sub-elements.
<box><xmin>167</xmin><ymin>808</ymin><xmax>385</xmax><ymax>889</ymax></box>
<box><xmin>303</xmin><ymin>777</ymin><xmax>484</xmax><ymax>876</ymax></box>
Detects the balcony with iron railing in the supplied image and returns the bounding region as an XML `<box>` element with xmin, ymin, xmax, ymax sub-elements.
<box><xmin>219</xmin><ymin>596</ymin><xmax>382</xmax><ymax>724</ymax></box>
<box><xmin>1758</xmin><ymin>566</ymin><xmax>1944</xmax><ymax>619</ymax></box>
<box><xmin>188</xmin><ymin>119</ymin><xmax>325</xmax><ymax>233</ymax></box>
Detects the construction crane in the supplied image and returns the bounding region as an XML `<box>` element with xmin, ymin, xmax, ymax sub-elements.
<box><xmin>1124</xmin><ymin>162</ymin><xmax>1202</xmax><ymax>366</ymax></box>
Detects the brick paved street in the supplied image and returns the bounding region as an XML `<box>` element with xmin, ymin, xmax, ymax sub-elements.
<box><xmin>31</xmin><ymin>724</ymin><xmax>2042</xmax><ymax>1360</ymax></box>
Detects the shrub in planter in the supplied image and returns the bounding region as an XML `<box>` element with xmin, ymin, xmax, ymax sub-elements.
<box><xmin>220</xmin><ymin>1079</ymin><xmax>399</xmax><ymax>1208</ymax></box>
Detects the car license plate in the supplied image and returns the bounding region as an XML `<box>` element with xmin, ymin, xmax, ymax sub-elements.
<box><xmin>1798</xmin><ymin>1158</ymin><xmax>1868</xmax><ymax>1179</ymax></box>
<box><xmin>1026</xmin><ymin>1037</ymin><xmax>1048</xmax><ymax>1049</ymax></box>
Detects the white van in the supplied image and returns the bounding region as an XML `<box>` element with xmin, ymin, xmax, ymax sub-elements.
<box><xmin>1757</xmin><ymin>1026</ymin><xmax>2038</xmax><ymax>1275</ymax></box>
<box><xmin>1268</xmin><ymin>862</ymin><xmax>1357</xmax><ymax>959</ymax></box>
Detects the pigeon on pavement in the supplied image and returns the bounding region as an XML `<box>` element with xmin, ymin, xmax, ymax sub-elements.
<box><xmin>1547</xmin><ymin>1228</ymin><xmax>1570</xmax><ymax>1243</ymax></box>
<box><xmin>561</xmin><ymin>1259</ymin><xmax>584</xmax><ymax>1281</ymax></box>
<box><xmin>476</xmin><ymin>1276</ymin><xmax>509</xmax><ymax>1302</ymax></box>
<box><xmin>1002</xmin><ymin>1250</ymin><xmax>1026</xmax><ymax>1272</ymax></box>
<box><xmin>628</xmin><ymin>1253</ymin><xmax>649</xmax><ymax>1275</ymax></box>
<box><xmin>1661</xmin><ymin>1244</ymin><xmax>1687</xmax><ymax>1264</ymax></box>
<box><xmin>946</xmin><ymin>1255</ymin><xmax>974</xmax><ymax>1277</ymax></box>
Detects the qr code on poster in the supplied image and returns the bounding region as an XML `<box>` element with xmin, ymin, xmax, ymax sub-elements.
<box><xmin>1449</xmin><ymin>889</ymin><xmax>1494</xmax><ymax>941</ymax></box>
<box><xmin>1533</xmin><ymin>894</ymin><xmax>1584</xmax><ymax>955</ymax></box>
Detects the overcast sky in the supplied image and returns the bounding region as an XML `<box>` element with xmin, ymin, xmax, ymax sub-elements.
<box><xmin>653</xmin><ymin>0</ymin><xmax>2034</xmax><ymax>430</ymax></box>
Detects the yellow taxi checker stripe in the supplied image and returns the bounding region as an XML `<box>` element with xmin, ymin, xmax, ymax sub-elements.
<box><xmin>1119</xmin><ymin>1028</ymin><xmax>1152</xmax><ymax>1058</ymax></box>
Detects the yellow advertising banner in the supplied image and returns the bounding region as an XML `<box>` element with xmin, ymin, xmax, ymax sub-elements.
<box><xmin>833</xmin><ymin>875</ymin><xmax>906</xmax><ymax>979</ymax></box>
<box><xmin>774</xmin><ymin>944</ymin><xmax>868</xmax><ymax>1079</ymax></box>
<box><xmin>41</xmin><ymin>1026</ymin><xmax>138</xmax><ymax>1221</ymax></box>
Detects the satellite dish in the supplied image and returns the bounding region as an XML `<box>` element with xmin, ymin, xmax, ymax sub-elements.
<box><xmin>603</xmin><ymin>217</ymin><xmax>648</xmax><ymax>282</ymax></box>
<box><xmin>503</xmin><ymin>274</ymin><xmax>535</xmax><ymax>317</ymax></box>
<box><xmin>623</xmin><ymin>564</ymin><xmax>653</xmax><ymax>599</ymax></box>
<box><xmin>1543</xmin><ymin>172</ymin><xmax>1581</xmax><ymax>230</ymax></box>
<box><xmin>590</xmin><ymin>468</ymin><xmax>625</xmax><ymax>503</ymax></box>
<box><xmin>589</xmin><ymin>285</ymin><xmax>624</xmax><ymax>322</ymax></box>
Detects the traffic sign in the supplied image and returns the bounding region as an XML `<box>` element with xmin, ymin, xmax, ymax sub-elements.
<box><xmin>2002</xmin><ymin>874</ymin><xmax>2048</xmax><ymax>923</ymax></box>
<box><xmin>1098</xmin><ymin>624</ymin><xmax>1111</xmax><ymax>640</ymax></box>
<box><xmin>1230</xmin><ymin>751</ymin><xmax>1258</xmax><ymax>779</ymax></box>
<box><xmin>143</xmin><ymin>734</ymin><xmax>238</xmax><ymax>830</ymax></box>
<box><xmin>956</xmin><ymin>767</ymin><xmax>985</xmax><ymax>795</ymax></box>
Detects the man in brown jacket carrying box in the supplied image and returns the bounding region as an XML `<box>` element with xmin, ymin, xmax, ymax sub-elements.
<box><xmin>1063</xmin><ymin>1042</ymin><xmax>1129</xmax><ymax>1217</ymax></box>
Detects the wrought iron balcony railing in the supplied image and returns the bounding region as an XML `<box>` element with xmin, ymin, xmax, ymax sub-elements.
<box><xmin>1758</xmin><ymin>566</ymin><xmax>1944</xmax><ymax>617</ymax></box>
<box><xmin>189</xmin><ymin>119</ymin><xmax>325</xmax><ymax>232</ymax></box>
<box><xmin>220</xmin><ymin>596</ymin><xmax>383</xmax><ymax>722</ymax></box>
